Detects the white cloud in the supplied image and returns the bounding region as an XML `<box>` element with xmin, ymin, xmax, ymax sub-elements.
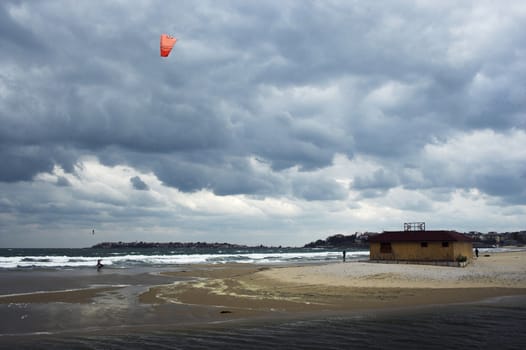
<box><xmin>422</xmin><ymin>129</ymin><xmax>526</xmax><ymax>176</ymax></box>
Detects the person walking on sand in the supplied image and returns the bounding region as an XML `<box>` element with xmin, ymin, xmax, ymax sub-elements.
<box><xmin>475</xmin><ymin>248</ymin><xmax>479</xmax><ymax>258</ymax></box>
<box><xmin>343</xmin><ymin>250</ymin><xmax>346</xmax><ymax>262</ymax></box>
<box><xmin>96</xmin><ymin>259</ymin><xmax>104</xmax><ymax>271</ymax></box>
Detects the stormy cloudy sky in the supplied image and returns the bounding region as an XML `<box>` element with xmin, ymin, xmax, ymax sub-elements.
<box><xmin>1</xmin><ymin>1</ymin><xmax>525</xmax><ymax>248</ymax></box>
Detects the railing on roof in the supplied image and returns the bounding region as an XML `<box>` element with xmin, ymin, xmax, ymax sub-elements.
<box><xmin>404</xmin><ymin>222</ymin><xmax>425</xmax><ymax>231</ymax></box>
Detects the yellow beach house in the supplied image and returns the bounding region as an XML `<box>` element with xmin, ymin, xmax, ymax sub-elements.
<box><xmin>369</xmin><ymin>229</ymin><xmax>473</xmax><ymax>266</ymax></box>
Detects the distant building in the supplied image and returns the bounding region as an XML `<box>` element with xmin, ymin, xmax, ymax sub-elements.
<box><xmin>369</xmin><ymin>230</ymin><xmax>473</xmax><ymax>265</ymax></box>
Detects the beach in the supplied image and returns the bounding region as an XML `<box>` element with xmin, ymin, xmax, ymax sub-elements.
<box><xmin>1</xmin><ymin>250</ymin><xmax>526</xmax><ymax>348</ymax></box>
<box><xmin>2</xmin><ymin>250</ymin><xmax>526</xmax><ymax>318</ymax></box>
<box><xmin>141</xmin><ymin>250</ymin><xmax>526</xmax><ymax>314</ymax></box>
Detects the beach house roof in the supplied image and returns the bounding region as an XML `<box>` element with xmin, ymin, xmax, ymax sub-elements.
<box><xmin>368</xmin><ymin>230</ymin><xmax>472</xmax><ymax>243</ymax></box>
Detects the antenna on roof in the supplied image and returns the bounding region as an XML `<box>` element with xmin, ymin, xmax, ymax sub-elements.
<box><xmin>404</xmin><ymin>222</ymin><xmax>425</xmax><ymax>231</ymax></box>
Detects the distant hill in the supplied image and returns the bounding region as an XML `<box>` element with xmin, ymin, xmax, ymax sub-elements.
<box><xmin>303</xmin><ymin>233</ymin><xmax>371</xmax><ymax>248</ymax></box>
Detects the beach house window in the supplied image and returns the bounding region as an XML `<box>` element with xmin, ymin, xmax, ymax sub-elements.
<box><xmin>420</xmin><ymin>242</ymin><xmax>428</xmax><ymax>248</ymax></box>
<box><xmin>442</xmin><ymin>242</ymin><xmax>449</xmax><ymax>247</ymax></box>
<box><xmin>380</xmin><ymin>242</ymin><xmax>392</xmax><ymax>253</ymax></box>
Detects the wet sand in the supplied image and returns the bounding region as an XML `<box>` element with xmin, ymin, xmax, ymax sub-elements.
<box><xmin>0</xmin><ymin>286</ymin><xmax>121</xmax><ymax>304</ymax></box>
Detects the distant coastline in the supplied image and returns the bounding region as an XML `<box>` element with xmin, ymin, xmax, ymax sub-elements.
<box><xmin>91</xmin><ymin>241</ymin><xmax>287</xmax><ymax>249</ymax></box>
<box><xmin>92</xmin><ymin>229</ymin><xmax>526</xmax><ymax>250</ymax></box>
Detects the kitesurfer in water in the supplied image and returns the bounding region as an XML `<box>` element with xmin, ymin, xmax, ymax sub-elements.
<box><xmin>96</xmin><ymin>259</ymin><xmax>104</xmax><ymax>271</ymax></box>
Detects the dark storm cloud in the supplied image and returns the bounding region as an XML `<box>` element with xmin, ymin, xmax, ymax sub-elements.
<box><xmin>56</xmin><ymin>176</ymin><xmax>70</xmax><ymax>187</ymax></box>
<box><xmin>0</xmin><ymin>0</ymin><xmax>525</xmax><ymax>206</ymax></box>
<box><xmin>0</xmin><ymin>146</ymin><xmax>54</xmax><ymax>182</ymax></box>
<box><xmin>476</xmin><ymin>174</ymin><xmax>526</xmax><ymax>205</ymax></box>
<box><xmin>0</xmin><ymin>2</ymin><xmax>45</xmax><ymax>56</ymax></box>
<box><xmin>353</xmin><ymin>168</ymin><xmax>399</xmax><ymax>192</ymax></box>
<box><xmin>152</xmin><ymin>154</ymin><xmax>286</xmax><ymax>196</ymax></box>
<box><xmin>130</xmin><ymin>176</ymin><xmax>148</xmax><ymax>191</ymax></box>
<box><xmin>292</xmin><ymin>176</ymin><xmax>347</xmax><ymax>201</ymax></box>
<box><xmin>242</xmin><ymin>113</ymin><xmax>343</xmax><ymax>171</ymax></box>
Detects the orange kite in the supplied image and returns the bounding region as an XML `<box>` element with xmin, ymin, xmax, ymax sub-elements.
<box><xmin>160</xmin><ymin>34</ymin><xmax>177</xmax><ymax>57</ymax></box>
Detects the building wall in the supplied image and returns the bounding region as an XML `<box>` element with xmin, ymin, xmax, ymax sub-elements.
<box><xmin>452</xmin><ymin>242</ymin><xmax>474</xmax><ymax>261</ymax></box>
<box><xmin>370</xmin><ymin>241</ymin><xmax>473</xmax><ymax>261</ymax></box>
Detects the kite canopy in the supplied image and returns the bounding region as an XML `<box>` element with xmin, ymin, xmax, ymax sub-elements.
<box><xmin>160</xmin><ymin>34</ymin><xmax>177</xmax><ymax>57</ymax></box>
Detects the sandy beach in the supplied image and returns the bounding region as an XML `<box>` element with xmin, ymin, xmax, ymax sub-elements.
<box><xmin>260</xmin><ymin>250</ymin><xmax>526</xmax><ymax>289</ymax></box>
<box><xmin>140</xmin><ymin>250</ymin><xmax>526</xmax><ymax>316</ymax></box>
<box><xmin>2</xmin><ymin>250</ymin><xmax>525</xmax><ymax>313</ymax></box>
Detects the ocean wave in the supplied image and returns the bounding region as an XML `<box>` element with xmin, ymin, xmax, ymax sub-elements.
<box><xmin>0</xmin><ymin>250</ymin><xmax>369</xmax><ymax>269</ymax></box>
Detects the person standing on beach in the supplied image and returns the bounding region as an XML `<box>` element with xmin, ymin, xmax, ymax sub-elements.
<box><xmin>475</xmin><ymin>248</ymin><xmax>479</xmax><ymax>258</ymax></box>
<box><xmin>343</xmin><ymin>250</ymin><xmax>346</xmax><ymax>262</ymax></box>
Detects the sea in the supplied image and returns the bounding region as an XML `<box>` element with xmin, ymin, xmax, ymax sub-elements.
<box><xmin>0</xmin><ymin>246</ymin><xmax>366</xmax><ymax>270</ymax></box>
<box><xmin>1</xmin><ymin>247</ymin><xmax>525</xmax><ymax>349</ymax></box>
